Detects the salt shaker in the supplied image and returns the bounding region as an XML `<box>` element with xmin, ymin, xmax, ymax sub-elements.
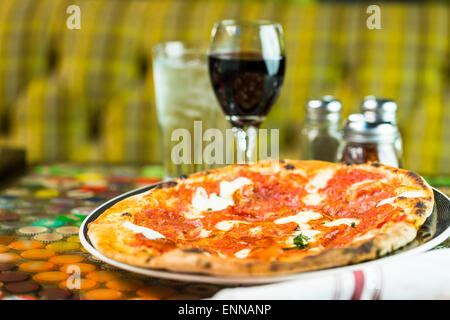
<box><xmin>360</xmin><ymin>96</ymin><xmax>403</xmax><ymax>159</ymax></box>
<box><xmin>300</xmin><ymin>96</ymin><xmax>342</xmax><ymax>162</ymax></box>
<box><xmin>339</xmin><ymin>114</ymin><xmax>402</xmax><ymax>167</ymax></box>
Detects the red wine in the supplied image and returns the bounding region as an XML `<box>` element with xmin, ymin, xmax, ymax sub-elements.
<box><xmin>208</xmin><ymin>52</ymin><xmax>285</xmax><ymax>127</ymax></box>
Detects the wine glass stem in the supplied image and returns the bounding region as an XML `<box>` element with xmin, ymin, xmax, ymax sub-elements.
<box><xmin>233</xmin><ymin>125</ymin><xmax>259</xmax><ymax>164</ymax></box>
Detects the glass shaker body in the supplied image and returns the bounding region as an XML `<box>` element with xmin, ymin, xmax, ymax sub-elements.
<box><xmin>301</xmin><ymin>119</ymin><xmax>341</xmax><ymax>162</ymax></box>
<box><xmin>339</xmin><ymin>114</ymin><xmax>402</xmax><ymax>168</ymax></box>
<box><xmin>301</xmin><ymin>96</ymin><xmax>342</xmax><ymax>162</ymax></box>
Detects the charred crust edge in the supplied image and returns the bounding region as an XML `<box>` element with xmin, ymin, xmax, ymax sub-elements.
<box><xmin>182</xmin><ymin>248</ymin><xmax>209</xmax><ymax>254</ymax></box>
<box><xmin>370</xmin><ymin>162</ymin><xmax>381</xmax><ymax>167</ymax></box>
<box><xmin>406</xmin><ymin>171</ymin><xmax>427</xmax><ymax>189</ymax></box>
<box><xmin>155</xmin><ymin>181</ymin><xmax>178</xmax><ymax>189</ymax></box>
<box><xmin>415</xmin><ymin>202</ymin><xmax>427</xmax><ymax>209</ymax></box>
<box><xmin>415</xmin><ymin>208</ymin><xmax>426</xmax><ymax>217</ymax></box>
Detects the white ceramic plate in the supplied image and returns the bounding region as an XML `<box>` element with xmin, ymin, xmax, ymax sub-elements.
<box><xmin>80</xmin><ymin>185</ymin><xmax>450</xmax><ymax>285</ymax></box>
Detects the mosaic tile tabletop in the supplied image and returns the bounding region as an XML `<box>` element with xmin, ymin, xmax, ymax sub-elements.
<box><xmin>0</xmin><ymin>164</ymin><xmax>229</xmax><ymax>300</ymax></box>
<box><xmin>0</xmin><ymin>164</ymin><xmax>448</xmax><ymax>300</ymax></box>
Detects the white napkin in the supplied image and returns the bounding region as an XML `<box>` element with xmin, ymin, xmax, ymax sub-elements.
<box><xmin>211</xmin><ymin>249</ymin><xmax>450</xmax><ymax>300</ymax></box>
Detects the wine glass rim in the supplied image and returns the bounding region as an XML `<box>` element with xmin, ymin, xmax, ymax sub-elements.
<box><xmin>152</xmin><ymin>41</ymin><xmax>208</xmax><ymax>55</ymax></box>
<box><xmin>215</xmin><ymin>19</ymin><xmax>282</xmax><ymax>28</ymax></box>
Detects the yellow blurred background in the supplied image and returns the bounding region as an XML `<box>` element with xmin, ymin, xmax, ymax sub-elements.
<box><xmin>0</xmin><ymin>0</ymin><xmax>448</xmax><ymax>175</ymax></box>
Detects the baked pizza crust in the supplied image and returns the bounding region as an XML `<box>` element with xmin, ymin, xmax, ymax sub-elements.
<box><xmin>87</xmin><ymin>160</ymin><xmax>434</xmax><ymax>276</ymax></box>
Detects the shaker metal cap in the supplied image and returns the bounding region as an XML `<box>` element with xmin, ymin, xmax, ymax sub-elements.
<box><xmin>343</xmin><ymin>113</ymin><xmax>399</xmax><ymax>143</ymax></box>
<box><xmin>361</xmin><ymin>96</ymin><xmax>398</xmax><ymax>123</ymax></box>
<box><xmin>305</xmin><ymin>95</ymin><xmax>342</xmax><ymax>121</ymax></box>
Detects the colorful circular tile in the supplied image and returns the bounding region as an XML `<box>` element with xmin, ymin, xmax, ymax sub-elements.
<box><xmin>70</xmin><ymin>207</ymin><xmax>93</xmax><ymax>217</ymax></box>
<box><xmin>0</xmin><ymin>263</ymin><xmax>16</xmax><ymax>272</ymax></box>
<box><xmin>86</xmin><ymin>270</ymin><xmax>121</xmax><ymax>282</ymax></box>
<box><xmin>66</xmin><ymin>236</ymin><xmax>80</xmax><ymax>243</ymax></box>
<box><xmin>136</xmin><ymin>286</ymin><xmax>177</xmax><ymax>299</ymax></box>
<box><xmin>59</xmin><ymin>278</ymin><xmax>98</xmax><ymax>290</ymax></box>
<box><xmin>0</xmin><ymin>203</ymin><xmax>15</xmax><ymax>210</ymax></box>
<box><xmin>9</xmin><ymin>240</ymin><xmax>44</xmax><ymax>251</ymax></box>
<box><xmin>50</xmin><ymin>197</ymin><xmax>76</xmax><ymax>205</ymax></box>
<box><xmin>0</xmin><ymin>236</ymin><xmax>14</xmax><ymax>245</ymax></box>
<box><xmin>3</xmin><ymin>188</ymin><xmax>29</xmax><ymax>197</ymax></box>
<box><xmin>33</xmin><ymin>271</ymin><xmax>68</xmax><ymax>283</ymax></box>
<box><xmin>46</xmin><ymin>241</ymin><xmax>80</xmax><ymax>252</ymax></box>
<box><xmin>38</xmin><ymin>287</ymin><xmax>72</xmax><ymax>300</ymax></box>
<box><xmin>0</xmin><ymin>253</ymin><xmax>20</xmax><ymax>263</ymax></box>
<box><xmin>32</xmin><ymin>219</ymin><xmax>67</xmax><ymax>228</ymax></box>
<box><xmin>82</xmin><ymin>197</ymin><xmax>105</xmax><ymax>206</ymax></box>
<box><xmin>55</xmin><ymin>226</ymin><xmax>79</xmax><ymax>236</ymax></box>
<box><xmin>56</xmin><ymin>215</ymin><xmax>80</xmax><ymax>223</ymax></box>
<box><xmin>34</xmin><ymin>189</ymin><xmax>60</xmax><ymax>198</ymax></box>
<box><xmin>5</xmin><ymin>281</ymin><xmax>40</xmax><ymax>294</ymax></box>
<box><xmin>66</xmin><ymin>190</ymin><xmax>94</xmax><ymax>199</ymax></box>
<box><xmin>79</xmin><ymin>185</ymin><xmax>107</xmax><ymax>192</ymax></box>
<box><xmin>49</xmin><ymin>254</ymin><xmax>84</xmax><ymax>265</ymax></box>
<box><xmin>21</xmin><ymin>216</ymin><xmax>40</xmax><ymax>223</ymax></box>
<box><xmin>45</xmin><ymin>204</ymin><xmax>68</xmax><ymax>215</ymax></box>
<box><xmin>0</xmin><ymin>271</ymin><xmax>29</xmax><ymax>282</ymax></box>
<box><xmin>17</xmin><ymin>226</ymin><xmax>48</xmax><ymax>236</ymax></box>
<box><xmin>19</xmin><ymin>261</ymin><xmax>55</xmax><ymax>273</ymax></box>
<box><xmin>60</xmin><ymin>263</ymin><xmax>96</xmax><ymax>274</ymax></box>
<box><xmin>33</xmin><ymin>233</ymin><xmax>63</xmax><ymax>243</ymax></box>
<box><xmin>20</xmin><ymin>248</ymin><xmax>56</xmax><ymax>260</ymax></box>
<box><xmin>0</xmin><ymin>223</ymin><xmax>20</xmax><ymax>233</ymax></box>
<box><xmin>106</xmin><ymin>278</ymin><xmax>144</xmax><ymax>291</ymax></box>
<box><xmin>15</xmin><ymin>208</ymin><xmax>41</xmax><ymax>216</ymax></box>
<box><xmin>83</xmin><ymin>289</ymin><xmax>123</xmax><ymax>300</ymax></box>
<box><xmin>74</xmin><ymin>221</ymin><xmax>83</xmax><ymax>228</ymax></box>
<box><xmin>0</xmin><ymin>213</ymin><xmax>19</xmax><ymax>221</ymax></box>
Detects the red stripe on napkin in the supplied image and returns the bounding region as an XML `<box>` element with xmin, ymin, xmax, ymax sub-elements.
<box><xmin>351</xmin><ymin>270</ymin><xmax>365</xmax><ymax>300</ymax></box>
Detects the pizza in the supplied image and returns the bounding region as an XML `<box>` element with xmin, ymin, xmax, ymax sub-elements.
<box><xmin>87</xmin><ymin>160</ymin><xmax>434</xmax><ymax>276</ymax></box>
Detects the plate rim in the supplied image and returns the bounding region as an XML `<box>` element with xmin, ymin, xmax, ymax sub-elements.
<box><xmin>79</xmin><ymin>184</ymin><xmax>450</xmax><ymax>285</ymax></box>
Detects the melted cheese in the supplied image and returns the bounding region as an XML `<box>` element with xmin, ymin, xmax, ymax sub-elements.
<box><xmin>301</xmin><ymin>168</ymin><xmax>335</xmax><ymax>206</ymax></box>
<box><xmin>376</xmin><ymin>191</ymin><xmax>427</xmax><ymax>207</ymax></box>
<box><xmin>234</xmin><ymin>248</ymin><xmax>251</xmax><ymax>259</ymax></box>
<box><xmin>191</xmin><ymin>178</ymin><xmax>252</xmax><ymax>213</ymax></box>
<box><xmin>198</xmin><ymin>229</ymin><xmax>211</xmax><ymax>238</ymax></box>
<box><xmin>324</xmin><ymin>218</ymin><xmax>359</xmax><ymax>227</ymax></box>
<box><xmin>219</xmin><ymin>177</ymin><xmax>252</xmax><ymax>199</ymax></box>
<box><xmin>123</xmin><ymin>221</ymin><xmax>165</xmax><ymax>240</ymax></box>
<box><xmin>191</xmin><ymin>187</ymin><xmax>233</xmax><ymax>212</ymax></box>
<box><xmin>302</xmin><ymin>193</ymin><xmax>326</xmax><ymax>206</ymax></box>
<box><xmin>274</xmin><ymin>211</ymin><xmax>322</xmax><ymax>225</ymax></box>
<box><xmin>249</xmin><ymin>226</ymin><xmax>262</xmax><ymax>235</ymax></box>
<box><xmin>305</xmin><ymin>169</ymin><xmax>335</xmax><ymax>193</ymax></box>
<box><xmin>215</xmin><ymin>220</ymin><xmax>249</xmax><ymax>231</ymax></box>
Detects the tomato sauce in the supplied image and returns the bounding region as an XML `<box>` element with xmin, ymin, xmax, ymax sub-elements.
<box><xmin>131</xmin><ymin>168</ymin><xmax>405</xmax><ymax>261</ymax></box>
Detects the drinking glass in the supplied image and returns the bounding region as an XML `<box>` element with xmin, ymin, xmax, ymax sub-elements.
<box><xmin>153</xmin><ymin>42</ymin><xmax>226</xmax><ymax>179</ymax></box>
<box><xmin>208</xmin><ymin>20</ymin><xmax>286</xmax><ymax>163</ymax></box>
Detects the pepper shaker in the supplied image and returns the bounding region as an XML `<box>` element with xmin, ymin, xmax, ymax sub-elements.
<box><xmin>300</xmin><ymin>96</ymin><xmax>342</xmax><ymax>162</ymax></box>
<box><xmin>360</xmin><ymin>96</ymin><xmax>403</xmax><ymax>160</ymax></box>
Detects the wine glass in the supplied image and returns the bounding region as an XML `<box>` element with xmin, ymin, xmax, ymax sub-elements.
<box><xmin>208</xmin><ymin>20</ymin><xmax>286</xmax><ymax>164</ymax></box>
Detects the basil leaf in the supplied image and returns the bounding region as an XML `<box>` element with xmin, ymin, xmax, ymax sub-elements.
<box><xmin>293</xmin><ymin>233</ymin><xmax>309</xmax><ymax>249</ymax></box>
